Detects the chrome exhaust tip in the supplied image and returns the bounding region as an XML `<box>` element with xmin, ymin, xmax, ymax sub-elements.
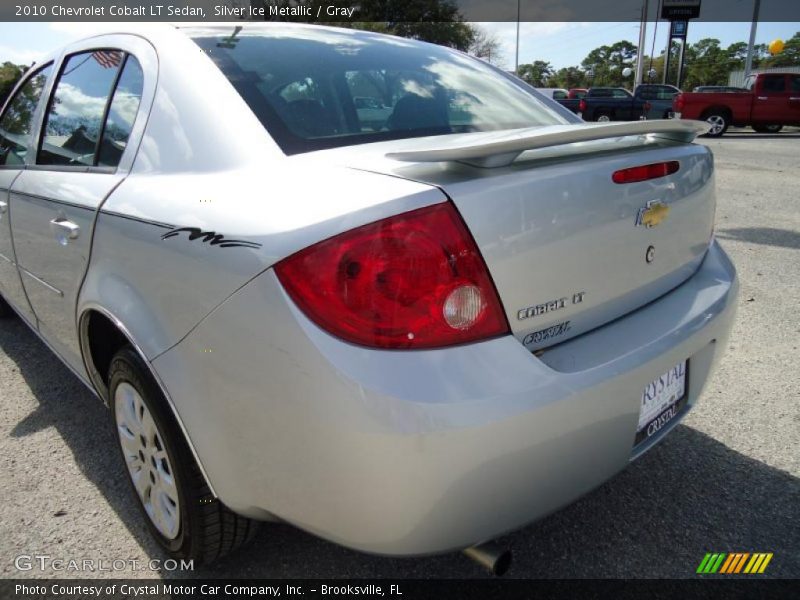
<box><xmin>462</xmin><ymin>542</ymin><xmax>512</xmax><ymax>576</ymax></box>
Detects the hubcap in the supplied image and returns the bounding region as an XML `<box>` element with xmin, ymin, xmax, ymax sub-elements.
<box><xmin>706</xmin><ymin>115</ymin><xmax>725</xmax><ymax>135</ymax></box>
<box><xmin>597</xmin><ymin>115</ymin><xmax>611</xmax><ymax>122</ymax></box>
<box><xmin>115</xmin><ymin>382</ymin><xmax>181</xmax><ymax>540</ymax></box>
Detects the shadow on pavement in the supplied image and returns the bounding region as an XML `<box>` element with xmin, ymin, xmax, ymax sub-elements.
<box><xmin>2</xmin><ymin>317</ymin><xmax>169</xmax><ymax>565</ymax></box>
<box><xmin>2</xmin><ymin>316</ymin><xmax>798</xmax><ymax>579</ymax></box>
<box><xmin>716</xmin><ymin>227</ymin><xmax>800</xmax><ymax>251</ymax></box>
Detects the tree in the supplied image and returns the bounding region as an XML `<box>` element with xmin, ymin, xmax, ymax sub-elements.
<box><xmin>467</xmin><ymin>26</ymin><xmax>503</xmax><ymax>65</ymax></box>
<box><xmin>259</xmin><ymin>0</ymin><xmax>478</xmax><ymax>51</ymax></box>
<box><xmin>581</xmin><ymin>41</ymin><xmax>638</xmax><ymax>87</ymax></box>
<box><xmin>517</xmin><ymin>60</ymin><xmax>555</xmax><ymax>86</ymax></box>
<box><xmin>682</xmin><ymin>38</ymin><xmax>730</xmax><ymax>90</ymax></box>
<box><xmin>550</xmin><ymin>66</ymin><xmax>586</xmax><ymax>89</ymax></box>
<box><xmin>0</xmin><ymin>62</ymin><xmax>25</xmax><ymax>106</ymax></box>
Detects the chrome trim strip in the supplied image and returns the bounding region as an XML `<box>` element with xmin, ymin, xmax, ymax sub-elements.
<box><xmin>18</xmin><ymin>266</ymin><xmax>63</xmax><ymax>297</ymax></box>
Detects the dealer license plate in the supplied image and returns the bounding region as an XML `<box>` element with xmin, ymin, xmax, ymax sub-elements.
<box><xmin>634</xmin><ymin>360</ymin><xmax>687</xmax><ymax>447</ymax></box>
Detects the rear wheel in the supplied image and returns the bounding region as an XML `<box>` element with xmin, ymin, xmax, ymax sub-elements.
<box><xmin>109</xmin><ymin>346</ymin><xmax>258</xmax><ymax>563</ymax></box>
<box><xmin>703</xmin><ymin>111</ymin><xmax>729</xmax><ymax>137</ymax></box>
<box><xmin>595</xmin><ymin>111</ymin><xmax>612</xmax><ymax>123</ymax></box>
<box><xmin>0</xmin><ymin>295</ymin><xmax>12</xmax><ymax>318</ymax></box>
<box><xmin>752</xmin><ymin>124</ymin><xmax>782</xmax><ymax>134</ymax></box>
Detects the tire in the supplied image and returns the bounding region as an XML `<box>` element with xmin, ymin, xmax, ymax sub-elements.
<box><xmin>595</xmin><ymin>111</ymin><xmax>612</xmax><ymax>123</ymax></box>
<box><xmin>0</xmin><ymin>294</ymin><xmax>12</xmax><ymax>318</ymax></box>
<box><xmin>752</xmin><ymin>124</ymin><xmax>782</xmax><ymax>134</ymax></box>
<box><xmin>703</xmin><ymin>111</ymin><xmax>729</xmax><ymax>137</ymax></box>
<box><xmin>109</xmin><ymin>346</ymin><xmax>258</xmax><ymax>564</ymax></box>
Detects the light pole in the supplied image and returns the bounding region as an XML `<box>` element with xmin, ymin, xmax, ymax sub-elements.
<box><xmin>635</xmin><ymin>0</ymin><xmax>649</xmax><ymax>88</ymax></box>
<box><xmin>744</xmin><ymin>0</ymin><xmax>761</xmax><ymax>78</ymax></box>
<box><xmin>515</xmin><ymin>0</ymin><xmax>521</xmax><ymax>74</ymax></box>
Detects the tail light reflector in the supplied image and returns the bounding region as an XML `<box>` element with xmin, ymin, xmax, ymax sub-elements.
<box><xmin>612</xmin><ymin>160</ymin><xmax>680</xmax><ymax>184</ymax></box>
<box><xmin>579</xmin><ymin>99</ymin><xmax>587</xmax><ymax>113</ymax></box>
<box><xmin>674</xmin><ymin>94</ymin><xmax>685</xmax><ymax>111</ymax></box>
<box><xmin>274</xmin><ymin>202</ymin><xmax>509</xmax><ymax>349</ymax></box>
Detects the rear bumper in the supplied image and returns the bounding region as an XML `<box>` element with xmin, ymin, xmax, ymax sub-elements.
<box><xmin>153</xmin><ymin>240</ymin><xmax>737</xmax><ymax>555</ymax></box>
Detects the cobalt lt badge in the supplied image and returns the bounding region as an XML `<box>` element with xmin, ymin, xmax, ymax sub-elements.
<box><xmin>636</xmin><ymin>200</ymin><xmax>670</xmax><ymax>228</ymax></box>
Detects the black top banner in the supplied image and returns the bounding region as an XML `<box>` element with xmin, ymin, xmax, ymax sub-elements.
<box><xmin>1</xmin><ymin>0</ymin><xmax>799</xmax><ymax>22</ymax></box>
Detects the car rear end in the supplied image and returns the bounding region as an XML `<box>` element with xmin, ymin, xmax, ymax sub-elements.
<box><xmin>152</xmin><ymin>25</ymin><xmax>738</xmax><ymax>555</ymax></box>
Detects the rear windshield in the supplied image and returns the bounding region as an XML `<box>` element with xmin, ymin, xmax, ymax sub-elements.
<box><xmin>188</xmin><ymin>26</ymin><xmax>567</xmax><ymax>154</ymax></box>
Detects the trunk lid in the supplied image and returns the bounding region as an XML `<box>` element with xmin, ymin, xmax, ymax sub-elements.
<box><xmin>299</xmin><ymin>122</ymin><xmax>716</xmax><ymax>350</ymax></box>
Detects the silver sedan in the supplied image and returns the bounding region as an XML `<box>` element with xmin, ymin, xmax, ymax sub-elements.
<box><xmin>0</xmin><ymin>24</ymin><xmax>737</xmax><ymax>567</ymax></box>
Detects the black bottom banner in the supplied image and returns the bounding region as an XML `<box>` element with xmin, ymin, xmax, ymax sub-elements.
<box><xmin>2</xmin><ymin>579</ymin><xmax>799</xmax><ymax>600</ymax></box>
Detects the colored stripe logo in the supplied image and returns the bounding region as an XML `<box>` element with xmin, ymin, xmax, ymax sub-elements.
<box><xmin>697</xmin><ymin>552</ymin><xmax>773</xmax><ymax>574</ymax></box>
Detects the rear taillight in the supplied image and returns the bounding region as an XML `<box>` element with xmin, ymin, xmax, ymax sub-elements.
<box><xmin>274</xmin><ymin>202</ymin><xmax>509</xmax><ymax>349</ymax></box>
<box><xmin>578</xmin><ymin>99</ymin><xmax>587</xmax><ymax>113</ymax></box>
<box><xmin>674</xmin><ymin>94</ymin><xmax>685</xmax><ymax>111</ymax></box>
<box><xmin>612</xmin><ymin>161</ymin><xmax>680</xmax><ymax>184</ymax></box>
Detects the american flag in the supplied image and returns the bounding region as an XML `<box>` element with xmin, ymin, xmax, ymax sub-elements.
<box><xmin>92</xmin><ymin>50</ymin><xmax>122</xmax><ymax>69</ymax></box>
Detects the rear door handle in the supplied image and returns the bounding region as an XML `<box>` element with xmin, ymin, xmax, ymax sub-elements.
<box><xmin>757</xmin><ymin>96</ymin><xmax>768</xmax><ymax>100</ymax></box>
<box><xmin>50</xmin><ymin>218</ymin><xmax>80</xmax><ymax>245</ymax></box>
<box><xmin>790</xmin><ymin>97</ymin><xmax>800</xmax><ymax>101</ymax></box>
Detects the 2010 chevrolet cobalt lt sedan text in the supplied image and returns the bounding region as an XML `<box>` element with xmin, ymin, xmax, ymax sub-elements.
<box><xmin>0</xmin><ymin>24</ymin><xmax>737</xmax><ymax>566</ymax></box>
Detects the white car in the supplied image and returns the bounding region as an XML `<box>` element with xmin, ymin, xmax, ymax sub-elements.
<box><xmin>535</xmin><ymin>87</ymin><xmax>570</xmax><ymax>99</ymax></box>
<box><xmin>0</xmin><ymin>24</ymin><xmax>737</xmax><ymax>568</ymax></box>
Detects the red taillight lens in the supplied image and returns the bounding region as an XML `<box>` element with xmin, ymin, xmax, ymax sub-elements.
<box><xmin>612</xmin><ymin>161</ymin><xmax>680</xmax><ymax>184</ymax></box>
<box><xmin>579</xmin><ymin>99</ymin><xmax>587</xmax><ymax>113</ymax></box>
<box><xmin>674</xmin><ymin>94</ymin><xmax>685</xmax><ymax>111</ymax></box>
<box><xmin>274</xmin><ymin>202</ymin><xmax>509</xmax><ymax>349</ymax></box>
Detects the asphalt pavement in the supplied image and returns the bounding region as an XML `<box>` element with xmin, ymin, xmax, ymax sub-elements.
<box><xmin>1</xmin><ymin>127</ymin><xmax>798</xmax><ymax>580</ymax></box>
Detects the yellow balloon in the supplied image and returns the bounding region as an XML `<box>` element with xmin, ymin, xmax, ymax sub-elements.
<box><xmin>768</xmin><ymin>39</ymin><xmax>785</xmax><ymax>55</ymax></box>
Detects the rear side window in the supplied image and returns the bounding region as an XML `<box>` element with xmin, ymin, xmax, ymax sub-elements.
<box><xmin>38</xmin><ymin>50</ymin><xmax>123</xmax><ymax>166</ymax></box>
<box><xmin>190</xmin><ymin>27</ymin><xmax>567</xmax><ymax>154</ymax></box>
<box><xmin>97</xmin><ymin>56</ymin><xmax>144</xmax><ymax>167</ymax></box>
<box><xmin>761</xmin><ymin>75</ymin><xmax>786</xmax><ymax>93</ymax></box>
<box><xmin>0</xmin><ymin>64</ymin><xmax>52</xmax><ymax>166</ymax></box>
<box><xmin>645</xmin><ymin>86</ymin><xmax>678</xmax><ymax>100</ymax></box>
<box><xmin>791</xmin><ymin>76</ymin><xmax>800</xmax><ymax>92</ymax></box>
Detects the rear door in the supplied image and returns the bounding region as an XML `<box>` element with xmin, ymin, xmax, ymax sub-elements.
<box><xmin>789</xmin><ymin>75</ymin><xmax>800</xmax><ymax>123</ymax></box>
<box><xmin>612</xmin><ymin>88</ymin><xmax>636</xmax><ymax>120</ymax></box>
<box><xmin>0</xmin><ymin>63</ymin><xmax>53</xmax><ymax>324</ymax></box>
<box><xmin>9</xmin><ymin>36</ymin><xmax>153</xmax><ymax>373</ymax></box>
<box><xmin>751</xmin><ymin>74</ymin><xmax>790</xmax><ymax>124</ymax></box>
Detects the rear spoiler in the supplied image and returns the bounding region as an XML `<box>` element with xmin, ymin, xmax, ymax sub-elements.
<box><xmin>385</xmin><ymin>119</ymin><xmax>710</xmax><ymax>168</ymax></box>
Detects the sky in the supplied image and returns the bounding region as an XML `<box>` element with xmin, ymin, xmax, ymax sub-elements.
<box><xmin>0</xmin><ymin>21</ymin><xmax>798</xmax><ymax>70</ymax></box>
<box><xmin>478</xmin><ymin>21</ymin><xmax>799</xmax><ymax>70</ymax></box>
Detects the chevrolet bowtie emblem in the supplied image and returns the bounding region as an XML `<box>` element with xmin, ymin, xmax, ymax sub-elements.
<box><xmin>636</xmin><ymin>200</ymin><xmax>670</xmax><ymax>228</ymax></box>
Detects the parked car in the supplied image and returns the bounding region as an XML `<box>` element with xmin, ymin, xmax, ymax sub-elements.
<box><xmin>535</xmin><ymin>87</ymin><xmax>569</xmax><ymax>99</ymax></box>
<box><xmin>636</xmin><ymin>84</ymin><xmax>682</xmax><ymax>119</ymax></box>
<box><xmin>692</xmin><ymin>86</ymin><xmax>748</xmax><ymax>93</ymax></box>
<box><xmin>0</xmin><ymin>24</ymin><xmax>737</xmax><ymax>567</ymax></box>
<box><xmin>580</xmin><ymin>85</ymin><xmax>679</xmax><ymax>122</ymax></box>
<box><xmin>674</xmin><ymin>72</ymin><xmax>800</xmax><ymax>136</ymax></box>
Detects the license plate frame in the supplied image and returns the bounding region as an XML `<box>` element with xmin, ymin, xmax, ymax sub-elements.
<box><xmin>634</xmin><ymin>360</ymin><xmax>688</xmax><ymax>447</ymax></box>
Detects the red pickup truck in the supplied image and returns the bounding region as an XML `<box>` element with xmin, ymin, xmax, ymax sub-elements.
<box><xmin>673</xmin><ymin>72</ymin><xmax>800</xmax><ymax>137</ymax></box>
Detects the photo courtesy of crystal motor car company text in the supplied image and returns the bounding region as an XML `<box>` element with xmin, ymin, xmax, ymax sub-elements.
<box><xmin>2</xmin><ymin>9</ymin><xmax>765</xmax><ymax>583</ymax></box>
